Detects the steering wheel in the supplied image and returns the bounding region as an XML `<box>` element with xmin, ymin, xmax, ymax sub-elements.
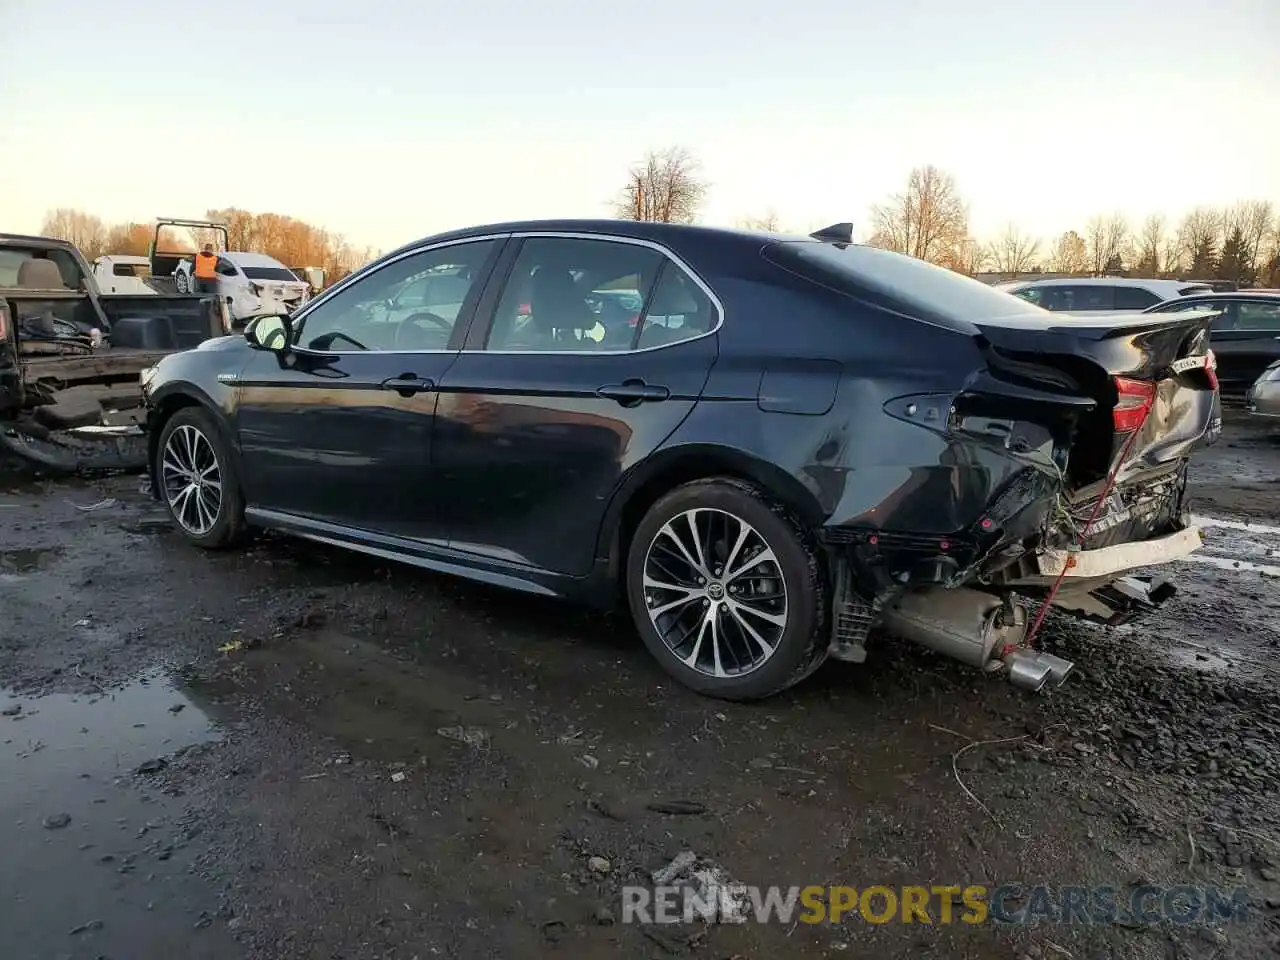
<box><xmin>394</xmin><ymin>311</ymin><xmax>452</xmax><ymax>349</ymax></box>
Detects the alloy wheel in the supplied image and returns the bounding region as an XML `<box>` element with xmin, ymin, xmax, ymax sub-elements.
<box><xmin>161</xmin><ymin>424</ymin><xmax>223</xmax><ymax>536</ymax></box>
<box><xmin>642</xmin><ymin>507</ymin><xmax>789</xmax><ymax>678</ymax></box>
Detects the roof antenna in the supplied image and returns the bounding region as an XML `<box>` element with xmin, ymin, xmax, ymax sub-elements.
<box><xmin>810</xmin><ymin>222</ymin><xmax>853</xmax><ymax>245</ymax></box>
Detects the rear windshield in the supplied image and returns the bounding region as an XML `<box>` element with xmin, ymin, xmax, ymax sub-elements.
<box><xmin>0</xmin><ymin>247</ymin><xmax>85</xmax><ymax>288</ymax></box>
<box><xmin>1179</xmin><ymin>285</ymin><xmax>1213</xmax><ymax>296</ymax></box>
<box><xmin>241</xmin><ymin>266</ymin><xmax>298</xmax><ymax>281</ymax></box>
<box><xmin>763</xmin><ymin>241</ymin><xmax>1043</xmax><ymax>323</ymax></box>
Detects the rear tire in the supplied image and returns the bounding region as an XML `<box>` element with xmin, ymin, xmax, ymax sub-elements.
<box><xmin>625</xmin><ymin>478</ymin><xmax>827</xmax><ymax>701</ymax></box>
<box><xmin>154</xmin><ymin>407</ymin><xmax>246</xmax><ymax>549</ymax></box>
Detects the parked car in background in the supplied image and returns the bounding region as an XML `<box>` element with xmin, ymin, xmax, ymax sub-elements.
<box><xmin>998</xmin><ymin>277</ymin><xmax>1215</xmax><ymax>313</ymax></box>
<box><xmin>1246</xmin><ymin>360</ymin><xmax>1280</xmax><ymax>420</ymax></box>
<box><xmin>140</xmin><ymin>219</ymin><xmax>1219</xmax><ymax>701</ymax></box>
<box><xmin>92</xmin><ymin>255</ymin><xmax>156</xmax><ymax>295</ymax></box>
<box><xmin>173</xmin><ymin>252</ymin><xmax>311</xmax><ymax>324</ymax></box>
<box><xmin>1144</xmin><ymin>291</ymin><xmax>1280</xmax><ymax>395</ymax></box>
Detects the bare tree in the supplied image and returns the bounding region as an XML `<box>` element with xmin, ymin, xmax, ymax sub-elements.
<box><xmin>40</xmin><ymin>208</ymin><xmax>109</xmax><ymax>261</ymax></box>
<box><xmin>867</xmin><ymin>165</ymin><xmax>969</xmax><ymax>265</ymax></box>
<box><xmin>1084</xmin><ymin>213</ymin><xmax>1129</xmax><ymax>274</ymax></box>
<box><xmin>940</xmin><ymin>235</ymin><xmax>987</xmax><ymax>275</ymax></box>
<box><xmin>1048</xmin><ymin>231</ymin><xmax>1089</xmax><ymax>274</ymax></box>
<box><xmin>1131</xmin><ymin>214</ymin><xmax>1164</xmax><ymax>276</ymax></box>
<box><xmin>1177</xmin><ymin>207</ymin><xmax>1222</xmax><ymax>279</ymax></box>
<box><xmin>738</xmin><ymin>210</ymin><xmax>783</xmax><ymax>233</ymax></box>
<box><xmin>1223</xmin><ymin>200</ymin><xmax>1274</xmax><ymax>279</ymax></box>
<box><xmin>1160</xmin><ymin>234</ymin><xmax>1185</xmax><ymax>278</ymax></box>
<box><xmin>985</xmin><ymin>224</ymin><xmax>1041</xmax><ymax>275</ymax></box>
<box><xmin>615</xmin><ymin>147</ymin><xmax>707</xmax><ymax>224</ymax></box>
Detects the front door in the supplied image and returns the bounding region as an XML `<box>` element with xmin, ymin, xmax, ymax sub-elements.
<box><xmin>234</xmin><ymin>238</ymin><xmax>503</xmax><ymax>544</ymax></box>
<box><xmin>432</xmin><ymin>234</ymin><xmax>720</xmax><ymax>577</ymax></box>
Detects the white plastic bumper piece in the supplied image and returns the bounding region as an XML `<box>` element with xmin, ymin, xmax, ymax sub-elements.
<box><xmin>1036</xmin><ymin>525</ymin><xmax>1204</xmax><ymax>579</ymax></box>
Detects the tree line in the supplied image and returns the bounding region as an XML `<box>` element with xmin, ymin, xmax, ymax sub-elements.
<box><xmin>38</xmin><ymin>208</ymin><xmax>380</xmax><ymax>285</ymax></box>
<box><xmin>35</xmin><ymin>159</ymin><xmax>1280</xmax><ymax>288</ymax></box>
<box><xmin>612</xmin><ymin>149</ymin><xmax>1280</xmax><ymax>286</ymax></box>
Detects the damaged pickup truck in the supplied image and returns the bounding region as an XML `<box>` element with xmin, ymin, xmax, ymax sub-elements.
<box><xmin>137</xmin><ymin>219</ymin><xmax>1222</xmax><ymax>701</ymax></box>
<box><xmin>0</xmin><ymin>233</ymin><xmax>227</xmax><ymax>473</ymax></box>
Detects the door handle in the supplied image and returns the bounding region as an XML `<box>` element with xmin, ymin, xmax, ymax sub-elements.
<box><xmin>381</xmin><ymin>374</ymin><xmax>436</xmax><ymax>397</ymax></box>
<box><xmin>596</xmin><ymin>378</ymin><xmax>670</xmax><ymax>406</ymax></box>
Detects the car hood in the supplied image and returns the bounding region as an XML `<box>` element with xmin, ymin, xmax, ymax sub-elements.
<box><xmin>192</xmin><ymin>334</ymin><xmax>249</xmax><ymax>353</ymax></box>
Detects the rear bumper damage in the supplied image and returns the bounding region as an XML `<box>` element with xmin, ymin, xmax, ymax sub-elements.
<box><xmin>819</xmin><ymin>468</ymin><xmax>1202</xmax><ymax>691</ymax></box>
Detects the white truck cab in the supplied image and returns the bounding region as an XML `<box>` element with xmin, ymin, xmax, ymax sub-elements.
<box><xmin>92</xmin><ymin>255</ymin><xmax>157</xmax><ymax>295</ymax></box>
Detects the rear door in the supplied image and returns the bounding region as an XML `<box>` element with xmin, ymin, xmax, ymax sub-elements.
<box><xmin>1212</xmin><ymin>299</ymin><xmax>1280</xmax><ymax>391</ymax></box>
<box><xmin>234</xmin><ymin>238</ymin><xmax>504</xmax><ymax>544</ymax></box>
<box><xmin>431</xmin><ymin>233</ymin><xmax>720</xmax><ymax>577</ymax></box>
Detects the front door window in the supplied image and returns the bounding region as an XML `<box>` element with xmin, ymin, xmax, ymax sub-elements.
<box><xmin>294</xmin><ymin>241</ymin><xmax>497</xmax><ymax>352</ymax></box>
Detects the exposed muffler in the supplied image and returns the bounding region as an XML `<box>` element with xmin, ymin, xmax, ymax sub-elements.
<box><xmin>879</xmin><ymin>588</ymin><xmax>1074</xmax><ymax>691</ymax></box>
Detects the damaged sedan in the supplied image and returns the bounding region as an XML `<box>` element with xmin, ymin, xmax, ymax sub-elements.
<box><xmin>139</xmin><ymin>220</ymin><xmax>1220</xmax><ymax>700</ymax></box>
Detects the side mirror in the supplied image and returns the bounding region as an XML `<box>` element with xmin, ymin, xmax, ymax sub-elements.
<box><xmin>245</xmin><ymin>314</ymin><xmax>292</xmax><ymax>353</ymax></box>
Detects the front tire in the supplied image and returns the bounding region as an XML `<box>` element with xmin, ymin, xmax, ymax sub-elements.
<box><xmin>625</xmin><ymin>478</ymin><xmax>827</xmax><ymax>701</ymax></box>
<box><xmin>155</xmin><ymin>407</ymin><xmax>246</xmax><ymax>549</ymax></box>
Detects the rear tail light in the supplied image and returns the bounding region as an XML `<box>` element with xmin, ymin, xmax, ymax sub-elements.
<box><xmin>1113</xmin><ymin>377</ymin><xmax>1155</xmax><ymax>433</ymax></box>
<box><xmin>517</xmin><ymin>303</ymin><xmax>531</xmax><ymax>316</ymax></box>
<box><xmin>1205</xmin><ymin>349</ymin><xmax>1218</xmax><ymax>391</ymax></box>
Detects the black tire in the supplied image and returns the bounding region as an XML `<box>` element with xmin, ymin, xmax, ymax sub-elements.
<box><xmin>154</xmin><ymin>406</ymin><xmax>246</xmax><ymax>549</ymax></box>
<box><xmin>625</xmin><ymin>477</ymin><xmax>827</xmax><ymax>701</ymax></box>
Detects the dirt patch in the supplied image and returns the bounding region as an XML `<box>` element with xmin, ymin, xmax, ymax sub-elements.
<box><xmin>1</xmin><ymin>413</ymin><xmax>1279</xmax><ymax>958</ymax></box>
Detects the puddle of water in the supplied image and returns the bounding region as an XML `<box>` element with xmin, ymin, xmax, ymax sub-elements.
<box><xmin>1182</xmin><ymin>554</ymin><xmax>1280</xmax><ymax>578</ymax></box>
<box><xmin>0</xmin><ymin>674</ymin><xmax>238</xmax><ymax>958</ymax></box>
<box><xmin>1159</xmin><ymin>642</ymin><xmax>1242</xmax><ymax>676</ymax></box>
<box><xmin>0</xmin><ymin>546</ymin><xmax>64</xmax><ymax>574</ymax></box>
<box><xmin>1191</xmin><ymin>514</ymin><xmax>1280</xmax><ymax>537</ymax></box>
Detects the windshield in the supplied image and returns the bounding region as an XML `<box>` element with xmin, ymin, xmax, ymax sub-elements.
<box><xmin>764</xmin><ymin>241</ymin><xmax>1045</xmax><ymax>323</ymax></box>
<box><xmin>241</xmin><ymin>266</ymin><xmax>299</xmax><ymax>282</ymax></box>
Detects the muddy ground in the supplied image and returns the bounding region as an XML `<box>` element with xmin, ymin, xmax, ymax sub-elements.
<box><xmin>2</xmin><ymin>413</ymin><xmax>1279</xmax><ymax>960</ymax></box>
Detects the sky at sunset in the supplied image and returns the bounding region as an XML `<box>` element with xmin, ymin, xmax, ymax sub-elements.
<box><xmin>2</xmin><ymin>0</ymin><xmax>1277</xmax><ymax>250</ymax></box>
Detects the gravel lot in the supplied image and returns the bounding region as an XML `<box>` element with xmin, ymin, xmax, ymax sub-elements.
<box><xmin>2</xmin><ymin>412</ymin><xmax>1279</xmax><ymax>960</ymax></box>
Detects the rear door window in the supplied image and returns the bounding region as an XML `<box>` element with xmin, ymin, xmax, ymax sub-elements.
<box><xmin>634</xmin><ymin>264</ymin><xmax>717</xmax><ymax>350</ymax></box>
<box><xmin>1063</xmin><ymin>286</ymin><xmax>1115</xmax><ymax>311</ymax></box>
<box><xmin>1008</xmin><ymin>285</ymin><xmax>1117</xmax><ymax>312</ymax></box>
<box><xmin>1113</xmin><ymin>286</ymin><xmax>1163</xmax><ymax>309</ymax></box>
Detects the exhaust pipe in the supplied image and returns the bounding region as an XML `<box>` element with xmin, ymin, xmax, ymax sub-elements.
<box><xmin>1002</xmin><ymin>649</ymin><xmax>1075</xmax><ymax>692</ymax></box>
<box><xmin>880</xmin><ymin>588</ymin><xmax>1075</xmax><ymax>691</ymax></box>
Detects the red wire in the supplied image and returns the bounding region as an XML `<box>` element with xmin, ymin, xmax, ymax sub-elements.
<box><xmin>1001</xmin><ymin>402</ymin><xmax>1153</xmax><ymax>658</ymax></box>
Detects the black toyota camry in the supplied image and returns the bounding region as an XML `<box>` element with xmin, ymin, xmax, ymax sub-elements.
<box><xmin>139</xmin><ymin>219</ymin><xmax>1220</xmax><ymax>700</ymax></box>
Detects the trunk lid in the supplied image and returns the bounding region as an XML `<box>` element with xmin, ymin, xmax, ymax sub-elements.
<box><xmin>968</xmin><ymin>309</ymin><xmax>1218</xmax><ymax>488</ymax></box>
